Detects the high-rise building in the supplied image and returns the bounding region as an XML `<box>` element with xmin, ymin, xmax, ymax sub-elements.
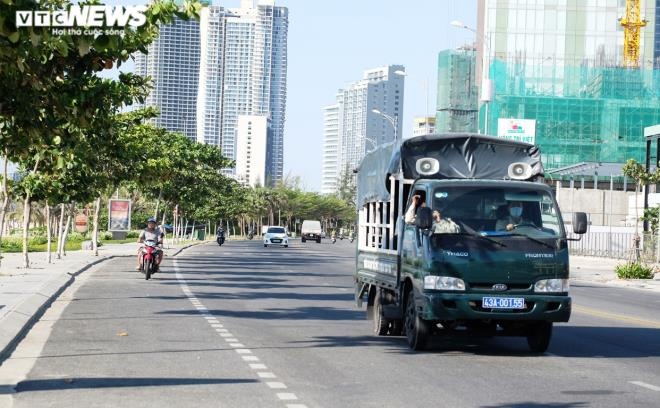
<box><xmin>321</xmin><ymin>65</ymin><xmax>405</xmax><ymax>194</ymax></box>
<box><xmin>197</xmin><ymin>0</ymin><xmax>288</xmax><ymax>185</ymax></box>
<box><xmin>134</xmin><ymin>17</ymin><xmax>201</xmax><ymax>141</ymax></box>
<box><xmin>321</xmin><ymin>103</ymin><xmax>340</xmax><ymax>195</ymax></box>
<box><xmin>435</xmin><ymin>48</ymin><xmax>478</xmax><ymax>133</ymax></box>
<box><xmin>477</xmin><ymin>0</ymin><xmax>660</xmax><ymax>171</ymax></box>
<box><xmin>235</xmin><ymin>115</ymin><xmax>269</xmax><ymax>187</ymax></box>
<box><xmin>135</xmin><ymin>0</ymin><xmax>288</xmax><ymax>186</ymax></box>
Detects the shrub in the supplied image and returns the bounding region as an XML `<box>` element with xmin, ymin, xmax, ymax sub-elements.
<box><xmin>0</xmin><ymin>237</ymin><xmax>22</xmax><ymax>251</ymax></box>
<box><xmin>126</xmin><ymin>230</ymin><xmax>140</xmax><ymax>239</ymax></box>
<box><xmin>615</xmin><ymin>262</ymin><xmax>655</xmax><ymax>279</ymax></box>
<box><xmin>100</xmin><ymin>231</ymin><xmax>114</xmax><ymax>240</ymax></box>
<box><xmin>29</xmin><ymin>235</ymin><xmax>48</xmax><ymax>245</ymax></box>
<box><xmin>67</xmin><ymin>232</ymin><xmax>87</xmax><ymax>242</ymax></box>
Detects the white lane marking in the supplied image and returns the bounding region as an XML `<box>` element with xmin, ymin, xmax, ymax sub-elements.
<box><xmin>258</xmin><ymin>372</ymin><xmax>277</xmax><ymax>379</ymax></box>
<box><xmin>277</xmin><ymin>393</ymin><xmax>298</xmax><ymax>401</ymax></box>
<box><xmin>249</xmin><ymin>364</ymin><xmax>267</xmax><ymax>370</ymax></box>
<box><xmin>174</xmin><ymin>258</ymin><xmax>304</xmax><ymax>406</ymax></box>
<box><xmin>630</xmin><ymin>381</ymin><xmax>660</xmax><ymax>392</ymax></box>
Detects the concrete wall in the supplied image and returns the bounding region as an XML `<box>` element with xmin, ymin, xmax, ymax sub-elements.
<box><xmin>555</xmin><ymin>186</ymin><xmax>637</xmax><ymax>226</ymax></box>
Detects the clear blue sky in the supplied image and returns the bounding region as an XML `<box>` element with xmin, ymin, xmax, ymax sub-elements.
<box><xmin>111</xmin><ymin>0</ymin><xmax>477</xmax><ymax>191</ymax></box>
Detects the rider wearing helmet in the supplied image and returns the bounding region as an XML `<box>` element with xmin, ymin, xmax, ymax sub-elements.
<box><xmin>136</xmin><ymin>217</ymin><xmax>164</xmax><ymax>271</ymax></box>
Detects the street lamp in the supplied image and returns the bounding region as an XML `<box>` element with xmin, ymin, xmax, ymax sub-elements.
<box><xmin>450</xmin><ymin>20</ymin><xmax>493</xmax><ymax>135</ymax></box>
<box><xmin>372</xmin><ymin>109</ymin><xmax>399</xmax><ymax>143</ymax></box>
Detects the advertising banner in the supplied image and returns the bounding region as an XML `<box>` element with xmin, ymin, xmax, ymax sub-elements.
<box><xmin>497</xmin><ymin>118</ymin><xmax>536</xmax><ymax>144</ymax></box>
<box><xmin>108</xmin><ymin>199</ymin><xmax>131</xmax><ymax>231</ymax></box>
<box><xmin>74</xmin><ymin>214</ymin><xmax>89</xmax><ymax>233</ymax></box>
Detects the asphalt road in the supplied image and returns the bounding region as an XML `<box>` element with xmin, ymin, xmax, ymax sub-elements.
<box><xmin>2</xmin><ymin>240</ymin><xmax>660</xmax><ymax>408</ymax></box>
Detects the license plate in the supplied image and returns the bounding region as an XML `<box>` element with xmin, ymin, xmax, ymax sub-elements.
<box><xmin>482</xmin><ymin>297</ymin><xmax>525</xmax><ymax>309</ymax></box>
<box><xmin>271</xmin><ymin>239</ymin><xmax>281</xmax><ymax>243</ymax></box>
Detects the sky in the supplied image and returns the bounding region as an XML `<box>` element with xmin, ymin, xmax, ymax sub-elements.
<box><xmin>110</xmin><ymin>0</ymin><xmax>478</xmax><ymax>191</ymax></box>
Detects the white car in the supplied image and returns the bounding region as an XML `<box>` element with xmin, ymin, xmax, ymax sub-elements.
<box><xmin>263</xmin><ymin>226</ymin><xmax>289</xmax><ymax>248</ymax></box>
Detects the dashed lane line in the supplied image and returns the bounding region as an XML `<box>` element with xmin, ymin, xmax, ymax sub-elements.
<box><xmin>629</xmin><ymin>381</ymin><xmax>660</xmax><ymax>392</ymax></box>
<box><xmin>174</xmin><ymin>259</ymin><xmax>307</xmax><ymax>408</ymax></box>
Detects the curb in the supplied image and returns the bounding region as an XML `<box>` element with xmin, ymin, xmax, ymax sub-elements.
<box><xmin>0</xmin><ymin>241</ymin><xmax>204</xmax><ymax>364</ymax></box>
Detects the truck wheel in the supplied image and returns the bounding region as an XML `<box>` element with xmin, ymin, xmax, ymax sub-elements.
<box><xmin>526</xmin><ymin>322</ymin><xmax>553</xmax><ymax>353</ymax></box>
<box><xmin>404</xmin><ymin>289</ymin><xmax>430</xmax><ymax>350</ymax></box>
<box><xmin>302</xmin><ymin>238</ymin><xmax>306</xmax><ymax>243</ymax></box>
<box><xmin>316</xmin><ymin>238</ymin><xmax>321</xmax><ymax>243</ymax></box>
<box><xmin>373</xmin><ymin>290</ymin><xmax>390</xmax><ymax>336</ymax></box>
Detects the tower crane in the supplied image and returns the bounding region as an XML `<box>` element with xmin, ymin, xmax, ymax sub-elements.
<box><xmin>619</xmin><ymin>0</ymin><xmax>647</xmax><ymax>68</ymax></box>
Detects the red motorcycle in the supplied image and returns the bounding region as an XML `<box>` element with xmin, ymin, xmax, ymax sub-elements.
<box><xmin>140</xmin><ymin>240</ymin><xmax>160</xmax><ymax>280</ymax></box>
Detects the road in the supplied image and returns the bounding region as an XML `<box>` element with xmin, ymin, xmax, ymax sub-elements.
<box><xmin>2</xmin><ymin>240</ymin><xmax>659</xmax><ymax>407</ymax></box>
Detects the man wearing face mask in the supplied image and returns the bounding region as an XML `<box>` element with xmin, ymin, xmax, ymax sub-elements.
<box><xmin>496</xmin><ymin>201</ymin><xmax>527</xmax><ymax>231</ymax></box>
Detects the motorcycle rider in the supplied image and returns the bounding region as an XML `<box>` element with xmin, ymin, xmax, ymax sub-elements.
<box><xmin>216</xmin><ymin>226</ymin><xmax>225</xmax><ymax>244</ymax></box>
<box><xmin>136</xmin><ymin>217</ymin><xmax>164</xmax><ymax>271</ymax></box>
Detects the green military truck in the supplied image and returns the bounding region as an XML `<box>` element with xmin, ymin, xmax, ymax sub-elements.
<box><xmin>354</xmin><ymin>134</ymin><xmax>587</xmax><ymax>352</ymax></box>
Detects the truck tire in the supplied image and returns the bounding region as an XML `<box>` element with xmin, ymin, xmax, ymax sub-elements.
<box><xmin>526</xmin><ymin>322</ymin><xmax>552</xmax><ymax>353</ymax></box>
<box><xmin>302</xmin><ymin>238</ymin><xmax>306</xmax><ymax>243</ymax></box>
<box><xmin>404</xmin><ymin>288</ymin><xmax>430</xmax><ymax>350</ymax></box>
<box><xmin>390</xmin><ymin>319</ymin><xmax>403</xmax><ymax>336</ymax></box>
<box><xmin>316</xmin><ymin>238</ymin><xmax>321</xmax><ymax>243</ymax></box>
<box><xmin>373</xmin><ymin>290</ymin><xmax>390</xmax><ymax>336</ymax></box>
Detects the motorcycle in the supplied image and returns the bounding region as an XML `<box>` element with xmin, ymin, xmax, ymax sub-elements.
<box><xmin>217</xmin><ymin>230</ymin><xmax>226</xmax><ymax>246</ymax></box>
<box><xmin>247</xmin><ymin>230</ymin><xmax>255</xmax><ymax>240</ymax></box>
<box><xmin>349</xmin><ymin>232</ymin><xmax>355</xmax><ymax>243</ymax></box>
<box><xmin>331</xmin><ymin>236</ymin><xmax>337</xmax><ymax>244</ymax></box>
<box><xmin>140</xmin><ymin>239</ymin><xmax>160</xmax><ymax>280</ymax></box>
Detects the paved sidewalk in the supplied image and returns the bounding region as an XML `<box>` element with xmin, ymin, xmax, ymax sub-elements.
<box><xmin>570</xmin><ymin>255</ymin><xmax>660</xmax><ymax>291</ymax></box>
<box><xmin>0</xmin><ymin>240</ymin><xmax>205</xmax><ymax>363</ymax></box>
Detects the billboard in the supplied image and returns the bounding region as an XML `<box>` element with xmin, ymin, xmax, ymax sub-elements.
<box><xmin>497</xmin><ymin>118</ymin><xmax>536</xmax><ymax>144</ymax></box>
<box><xmin>108</xmin><ymin>199</ymin><xmax>131</xmax><ymax>231</ymax></box>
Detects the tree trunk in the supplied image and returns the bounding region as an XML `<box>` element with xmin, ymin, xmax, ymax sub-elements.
<box><xmin>92</xmin><ymin>197</ymin><xmax>101</xmax><ymax>256</ymax></box>
<box><xmin>183</xmin><ymin>218</ymin><xmax>189</xmax><ymax>240</ymax></box>
<box><xmin>161</xmin><ymin>209</ymin><xmax>168</xmax><ymax>248</ymax></box>
<box><xmin>57</xmin><ymin>203</ymin><xmax>66</xmax><ymax>259</ymax></box>
<box><xmin>0</xmin><ymin>152</ymin><xmax>8</xmax><ymax>267</ymax></box>
<box><xmin>21</xmin><ymin>196</ymin><xmax>31</xmax><ymax>268</ymax></box>
<box><xmin>46</xmin><ymin>203</ymin><xmax>52</xmax><ymax>263</ymax></box>
<box><xmin>154</xmin><ymin>189</ymin><xmax>162</xmax><ymax>219</ymax></box>
<box><xmin>62</xmin><ymin>204</ymin><xmax>73</xmax><ymax>257</ymax></box>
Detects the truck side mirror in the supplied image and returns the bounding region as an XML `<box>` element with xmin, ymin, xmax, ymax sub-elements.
<box><xmin>573</xmin><ymin>212</ymin><xmax>588</xmax><ymax>234</ymax></box>
<box><xmin>416</xmin><ymin>207</ymin><xmax>433</xmax><ymax>230</ymax></box>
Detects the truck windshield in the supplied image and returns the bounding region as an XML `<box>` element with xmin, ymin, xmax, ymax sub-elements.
<box><xmin>431</xmin><ymin>185</ymin><xmax>564</xmax><ymax>239</ymax></box>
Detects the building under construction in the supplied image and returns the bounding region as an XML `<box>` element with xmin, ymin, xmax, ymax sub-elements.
<box><xmin>470</xmin><ymin>0</ymin><xmax>660</xmax><ymax>180</ymax></box>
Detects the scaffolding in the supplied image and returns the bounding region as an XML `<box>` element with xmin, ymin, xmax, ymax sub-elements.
<box><xmin>435</xmin><ymin>48</ymin><xmax>478</xmax><ymax>133</ymax></box>
<box><xmin>488</xmin><ymin>59</ymin><xmax>660</xmax><ymax>172</ymax></box>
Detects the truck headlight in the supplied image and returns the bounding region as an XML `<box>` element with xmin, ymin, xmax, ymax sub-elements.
<box><xmin>424</xmin><ymin>276</ymin><xmax>465</xmax><ymax>291</ymax></box>
<box><xmin>534</xmin><ymin>278</ymin><xmax>569</xmax><ymax>293</ymax></box>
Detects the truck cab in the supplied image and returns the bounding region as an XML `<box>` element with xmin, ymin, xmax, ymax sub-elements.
<box><xmin>354</xmin><ymin>134</ymin><xmax>587</xmax><ymax>352</ymax></box>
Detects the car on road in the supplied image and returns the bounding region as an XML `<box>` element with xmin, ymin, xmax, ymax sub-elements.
<box><xmin>263</xmin><ymin>226</ymin><xmax>289</xmax><ymax>247</ymax></box>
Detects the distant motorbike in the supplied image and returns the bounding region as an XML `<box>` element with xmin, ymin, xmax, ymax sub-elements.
<box><xmin>349</xmin><ymin>233</ymin><xmax>354</xmax><ymax>243</ymax></box>
<box><xmin>247</xmin><ymin>230</ymin><xmax>255</xmax><ymax>240</ymax></box>
<box><xmin>140</xmin><ymin>239</ymin><xmax>160</xmax><ymax>280</ymax></box>
<box><xmin>331</xmin><ymin>236</ymin><xmax>337</xmax><ymax>244</ymax></box>
<box><xmin>217</xmin><ymin>230</ymin><xmax>226</xmax><ymax>246</ymax></box>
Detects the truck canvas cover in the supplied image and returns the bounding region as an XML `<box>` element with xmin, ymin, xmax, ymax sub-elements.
<box><xmin>357</xmin><ymin>133</ymin><xmax>544</xmax><ymax>207</ymax></box>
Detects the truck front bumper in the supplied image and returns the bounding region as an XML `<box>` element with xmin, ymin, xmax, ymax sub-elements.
<box><xmin>419</xmin><ymin>292</ymin><xmax>571</xmax><ymax>322</ymax></box>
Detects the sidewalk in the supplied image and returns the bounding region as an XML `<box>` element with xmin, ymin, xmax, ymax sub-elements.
<box><xmin>570</xmin><ymin>255</ymin><xmax>660</xmax><ymax>291</ymax></box>
<box><xmin>0</xmin><ymin>240</ymin><xmax>204</xmax><ymax>363</ymax></box>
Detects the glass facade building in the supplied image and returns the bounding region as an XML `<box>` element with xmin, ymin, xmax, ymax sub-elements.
<box><xmin>478</xmin><ymin>0</ymin><xmax>660</xmax><ymax>171</ymax></box>
<box><xmin>134</xmin><ymin>18</ymin><xmax>201</xmax><ymax>141</ymax></box>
